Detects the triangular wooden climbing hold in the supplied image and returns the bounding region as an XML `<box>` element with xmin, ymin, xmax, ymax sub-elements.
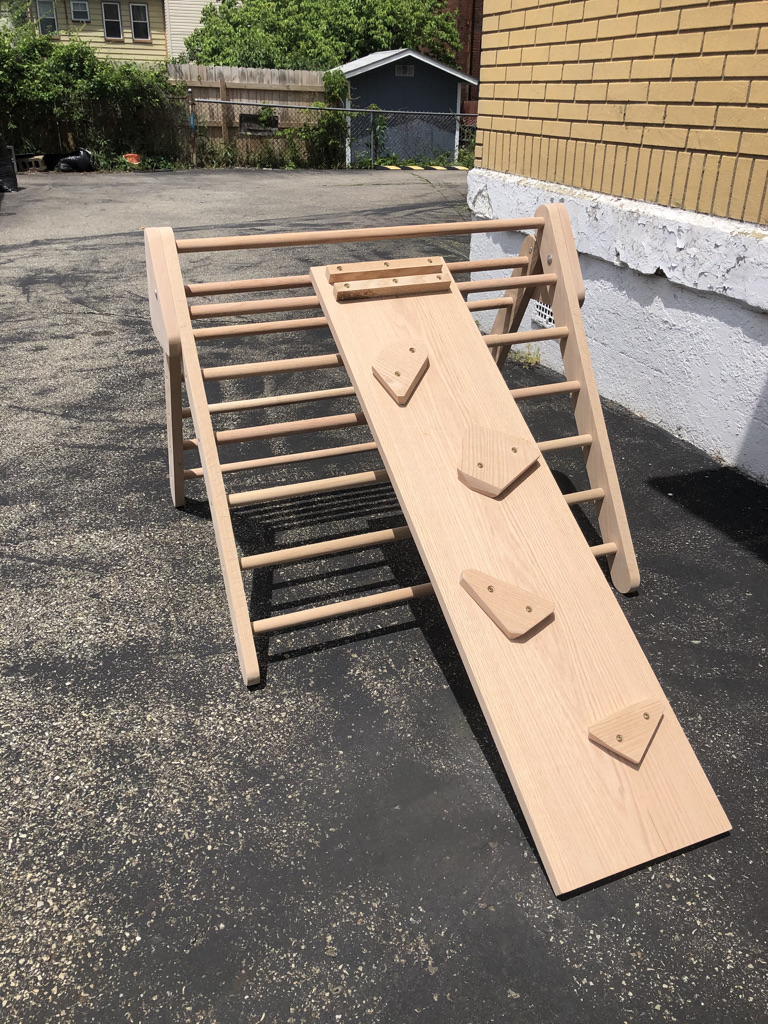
<box><xmin>588</xmin><ymin>700</ymin><xmax>665</xmax><ymax>765</ymax></box>
<box><xmin>372</xmin><ymin>341</ymin><xmax>429</xmax><ymax>405</ymax></box>
<box><xmin>457</xmin><ymin>424</ymin><xmax>540</xmax><ymax>497</ymax></box>
<box><xmin>460</xmin><ymin>569</ymin><xmax>554</xmax><ymax>639</ymax></box>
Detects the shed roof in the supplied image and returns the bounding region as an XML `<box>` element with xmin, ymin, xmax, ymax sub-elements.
<box><xmin>334</xmin><ymin>49</ymin><xmax>477</xmax><ymax>86</ymax></box>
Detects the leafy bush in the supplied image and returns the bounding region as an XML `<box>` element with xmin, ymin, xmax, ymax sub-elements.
<box><xmin>0</xmin><ymin>26</ymin><xmax>187</xmax><ymax>163</ymax></box>
<box><xmin>181</xmin><ymin>0</ymin><xmax>461</xmax><ymax>70</ymax></box>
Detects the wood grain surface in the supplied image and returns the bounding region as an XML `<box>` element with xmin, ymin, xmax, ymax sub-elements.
<box><xmin>311</xmin><ymin>259</ymin><xmax>730</xmax><ymax>895</ymax></box>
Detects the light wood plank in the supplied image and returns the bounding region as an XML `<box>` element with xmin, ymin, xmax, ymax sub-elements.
<box><xmin>311</xmin><ymin>254</ymin><xmax>729</xmax><ymax>895</ymax></box>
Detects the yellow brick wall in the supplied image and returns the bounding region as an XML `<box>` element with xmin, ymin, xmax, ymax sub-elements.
<box><xmin>476</xmin><ymin>0</ymin><xmax>768</xmax><ymax>224</ymax></box>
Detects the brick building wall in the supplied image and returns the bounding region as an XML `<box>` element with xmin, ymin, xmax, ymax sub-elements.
<box><xmin>475</xmin><ymin>0</ymin><xmax>768</xmax><ymax>224</ymax></box>
<box><xmin>447</xmin><ymin>0</ymin><xmax>485</xmax><ymax>97</ymax></box>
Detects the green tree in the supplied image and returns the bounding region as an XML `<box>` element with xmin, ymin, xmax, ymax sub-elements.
<box><xmin>181</xmin><ymin>0</ymin><xmax>460</xmax><ymax>70</ymax></box>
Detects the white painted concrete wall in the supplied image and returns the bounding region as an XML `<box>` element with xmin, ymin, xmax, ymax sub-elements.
<box><xmin>467</xmin><ymin>169</ymin><xmax>768</xmax><ymax>484</ymax></box>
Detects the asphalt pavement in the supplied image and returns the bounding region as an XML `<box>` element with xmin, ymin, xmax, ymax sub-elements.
<box><xmin>1</xmin><ymin>168</ymin><xmax>766</xmax><ymax>1024</ymax></box>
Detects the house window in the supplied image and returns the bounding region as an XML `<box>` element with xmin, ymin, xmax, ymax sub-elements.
<box><xmin>395</xmin><ymin>64</ymin><xmax>414</xmax><ymax>77</ymax></box>
<box><xmin>102</xmin><ymin>1</ymin><xmax>122</xmax><ymax>38</ymax></box>
<box><xmin>71</xmin><ymin>0</ymin><xmax>90</xmax><ymax>20</ymax></box>
<box><xmin>130</xmin><ymin>3</ymin><xmax>149</xmax><ymax>39</ymax></box>
<box><xmin>36</xmin><ymin>0</ymin><xmax>58</xmax><ymax>34</ymax></box>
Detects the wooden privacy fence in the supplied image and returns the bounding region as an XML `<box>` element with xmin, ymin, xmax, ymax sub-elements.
<box><xmin>167</xmin><ymin>64</ymin><xmax>326</xmax><ymax>108</ymax></box>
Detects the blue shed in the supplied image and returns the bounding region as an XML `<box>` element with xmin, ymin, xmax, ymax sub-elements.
<box><xmin>334</xmin><ymin>49</ymin><xmax>477</xmax><ymax>165</ymax></box>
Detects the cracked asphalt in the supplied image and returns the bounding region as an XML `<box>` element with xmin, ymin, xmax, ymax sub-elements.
<box><xmin>1</xmin><ymin>169</ymin><xmax>766</xmax><ymax>1023</ymax></box>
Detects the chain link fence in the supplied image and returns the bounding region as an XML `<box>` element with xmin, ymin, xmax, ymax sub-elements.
<box><xmin>189</xmin><ymin>99</ymin><xmax>476</xmax><ymax>169</ymax></box>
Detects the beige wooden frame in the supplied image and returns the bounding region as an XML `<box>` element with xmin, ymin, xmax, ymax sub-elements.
<box><xmin>145</xmin><ymin>208</ymin><xmax>639</xmax><ymax>688</ymax></box>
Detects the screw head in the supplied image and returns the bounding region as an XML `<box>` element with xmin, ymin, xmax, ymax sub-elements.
<box><xmin>511</xmin><ymin>446</ymin><xmax>518</xmax><ymax>453</ymax></box>
<box><xmin>616</xmin><ymin>734</ymin><xmax>623</xmax><ymax>742</ymax></box>
<box><xmin>394</xmin><ymin>370</ymin><xmax>401</xmax><ymax>377</ymax></box>
<box><xmin>547</xmin><ymin>254</ymin><xmax>553</xmax><ymax>266</ymax></box>
<box><xmin>525</xmin><ymin>605</ymin><xmax>532</xmax><ymax>613</ymax></box>
<box><xmin>337</xmin><ymin>265</ymin><xmax>343</xmax><ymax>271</ymax></box>
<box><xmin>643</xmin><ymin>712</ymin><xmax>650</xmax><ymax>720</ymax></box>
<box><xmin>487</xmin><ymin>585</ymin><xmax>494</xmax><ymax>593</ymax></box>
<box><xmin>427</xmin><ymin>258</ymin><xmax>433</xmax><ymax>263</ymax></box>
<box><xmin>384</xmin><ymin>262</ymin><xmax>389</xmax><ymax>267</ymax></box>
<box><xmin>343</xmin><ymin>282</ymin><xmax>350</xmax><ymax>288</ymax></box>
<box><xmin>528</xmin><ymin>245</ymin><xmax>533</xmax><ymax>254</ymax></box>
<box><xmin>477</xmin><ymin>461</ymin><xmax>484</xmax><ymax>468</ymax></box>
<box><xmin>409</xmin><ymin>346</ymin><xmax>415</xmax><ymax>352</ymax></box>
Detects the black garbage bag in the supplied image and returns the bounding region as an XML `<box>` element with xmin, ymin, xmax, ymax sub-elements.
<box><xmin>54</xmin><ymin>148</ymin><xmax>95</xmax><ymax>172</ymax></box>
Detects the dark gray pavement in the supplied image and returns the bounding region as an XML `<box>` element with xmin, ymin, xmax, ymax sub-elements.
<box><xmin>1</xmin><ymin>169</ymin><xmax>766</xmax><ymax>1023</ymax></box>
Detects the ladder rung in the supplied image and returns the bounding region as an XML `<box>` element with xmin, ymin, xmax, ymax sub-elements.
<box><xmin>457</xmin><ymin>273</ymin><xmax>552</xmax><ymax>295</ymax></box>
<box><xmin>184</xmin><ymin>258</ymin><xmax>532</xmax><ymax>299</ymax></box>
<box><xmin>240</xmin><ymin>525</ymin><xmax>412</xmax><ymax>570</ymax></box>
<box><xmin>194</xmin><ymin>316</ymin><xmax>328</xmax><ymax>340</ymax></box>
<box><xmin>182</xmin><ymin>411</ymin><xmax>367</xmax><ymax>449</ymax></box>
<box><xmin>189</xmin><ymin>294</ymin><xmax>321</xmax><ymax>319</ymax></box>
<box><xmin>228</xmin><ymin>468</ymin><xmax>389</xmax><ymax>507</ymax></box>
<box><xmin>251</xmin><ymin>582</ymin><xmax>434</xmax><ymax>634</ymax></box>
<box><xmin>485</xmin><ymin>327</ymin><xmax>569</xmax><ymax>346</ymax></box>
<box><xmin>183</xmin><ymin>441</ymin><xmax>378</xmax><ymax>479</ymax></box>
<box><xmin>537</xmin><ymin>433</ymin><xmax>593</xmax><ymax>452</ymax></box>
<box><xmin>467</xmin><ymin>275</ymin><xmax>557</xmax><ymax>311</ymax></box>
<box><xmin>511</xmin><ymin>380</ymin><xmax>580</xmax><ymax>400</ymax></box>
<box><xmin>563</xmin><ymin>487</ymin><xmax>605</xmax><ymax>506</ymax></box>
<box><xmin>182</xmin><ymin>385</ymin><xmax>357</xmax><ymax>418</ymax></box>
<box><xmin>185</xmin><ymin>273</ymin><xmax>313</xmax><ymax>297</ymax></box>
<box><xmin>176</xmin><ymin>217</ymin><xmax>546</xmax><ymax>253</ymax></box>
<box><xmin>201</xmin><ymin>352</ymin><xmax>342</xmax><ymax>382</ymax></box>
<box><xmin>590</xmin><ymin>542</ymin><xmax>618</xmax><ymax>557</ymax></box>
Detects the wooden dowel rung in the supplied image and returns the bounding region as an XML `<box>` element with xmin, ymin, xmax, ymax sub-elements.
<box><xmin>536</xmin><ymin>433</ymin><xmax>593</xmax><ymax>453</ymax></box>
<box><xmin>485</xmin><ymin>327</ymin><xmax>569</xmax><ymax>346</ymax></box>
<box><xmin>190</xmin><ymin>274</ymin><xmax>555</xmax><ymax>323</ymax></box>
<box><xmin>176</xmin><ymin>218</ymin><xmax>545</xmax><ymax>253</ymax></box>
<box><xmin>510</xmin><ymin>380</ymin><xmax>580</xmax><ymax>400</ymax></box>
<box><xmin>185</xmin><ymin>274</ymin><xmax>313</xmax><ymax>296</ymax></box>
<box><xmin>240</xmin><ymin>524</ymin><xmax>412</xmax><ymax>570</ymax></box>
<box><xmin>563</xmin><ymin>487</ymin><xmax>605</xmax><ymax>506</ymax></box>
<box><xmin>201</xmin><ymin>352</ymin><xmax>342</xmax><ymax>382</ymax></box>
<box><xmin>194</xmin><ymin>316</ymin><xmax>328</xmax><ymax>340</ymax></box>
<box><xmin>228</xmin><ymin>468</ymin><xmax>389</xmax><ymax>507</ymax></box>
<box><xmin>590</xmin><ymin>542</ymin><xmax>618</xmax><ymax>557</ymax></box>
<box><xmin>184</xmin><ymin>259</ymin><xmax>531</xmax><ymax>299</ymax></box>
<box><xmin>458</xmin><ymin>273</ymin><xmax>555</xmax><ymax>295</ymax></box>
<box><xmin>189</xmin><ymin>294</ymin><xmax>321</xmax><ymax>319</ymax></box>
<box><xmin>183</xmin><ymin>441</ymin><xmax>379</xmax><ymax>479</ymax></box>
<box><xmin>466</xmin><ymin>274</ymin><xmax>557</xmax><ymax>312</ymax></box>
<box><xmin>211</xmin><ymin>410</ymin><xmax>367</xmax><ymax>448</ymax></box>
<box><xmin>251</xmin><ymin>582</ymin><xmax>434</xmax><ymax>634</ymax></box>
<box><xmin>449</xmin><ymin>257</ymin><xmax>529</xmax><ymax>274</ymax></box>
<box><xmin>182</xmin><ymin>385</ymin><xmax>357</xmax><ymax>418</ymax></box>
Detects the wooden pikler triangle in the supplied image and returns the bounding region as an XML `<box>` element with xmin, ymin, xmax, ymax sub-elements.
<box><xmin>145</xmin><ymin>205</ymin><xmax>729</xmax><ymax>894</ymax></box>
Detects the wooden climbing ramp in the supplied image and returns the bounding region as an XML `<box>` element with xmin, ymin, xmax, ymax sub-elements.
<box><xmin>145</xmin><ymin>205</ymin><xmax>730</xmax><ymax>895</ymax></box>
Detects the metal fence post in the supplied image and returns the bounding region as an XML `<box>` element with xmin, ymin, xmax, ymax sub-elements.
<box><xmin>370</xmin><ymin>111</ymin><xmax>375</xmax><ymax>168</ymax></box>
<box><xmin>188</xmin><ymin>88</ymin><xmax>197</xmax><ymax>168</ymax></box>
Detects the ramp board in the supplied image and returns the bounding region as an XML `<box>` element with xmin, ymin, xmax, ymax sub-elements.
<box><xmin>310</xmin><ymin>261</ymin><xmax>730</xmax><ymax>895</ymax></box>
<box><xmin>145</xmin><ymin>207</ymin><xmax>729</xmax><ymax>894</ymax></box>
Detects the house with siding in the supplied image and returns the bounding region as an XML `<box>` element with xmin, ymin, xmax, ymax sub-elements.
<box><xmin>468</xmin><ymin>0</ymin><xmax>768</xmax><ymax>484</ymax></box>
<box><xmin>27</xmin><ymin>0</ymin><xmax>167</xmax><ymax>61</ymax></box>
